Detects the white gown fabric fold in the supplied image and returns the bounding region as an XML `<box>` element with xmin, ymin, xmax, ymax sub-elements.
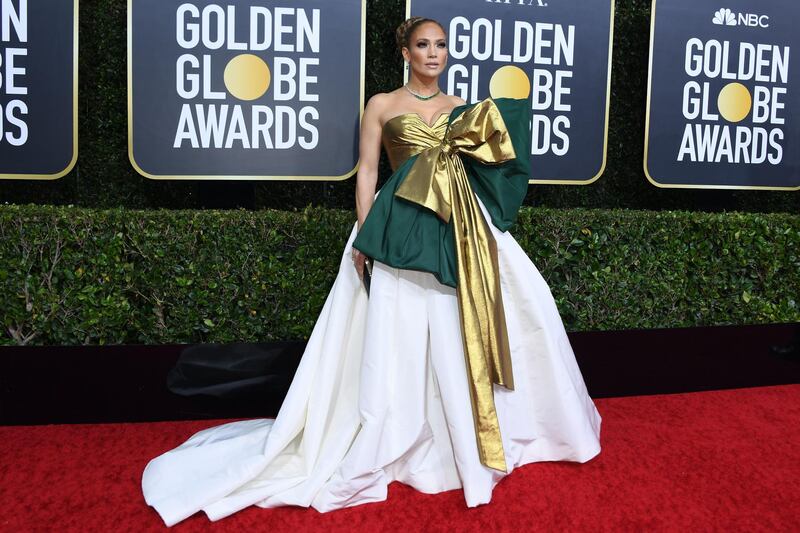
<box><xmin>142</xmin><ymin>198</ymin><xmax>602</xmax><ymax>527</ymax></box>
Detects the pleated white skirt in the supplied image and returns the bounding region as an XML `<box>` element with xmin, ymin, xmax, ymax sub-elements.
<box><xmin>142</xmin><ymin>199</ymin><xmax>602</xmax><ymax>526</ymax></box>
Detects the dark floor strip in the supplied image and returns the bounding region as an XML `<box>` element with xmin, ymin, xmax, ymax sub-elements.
<box><xmin>1</xmin><ymin>323</ymin><xmax>798</xmax><ymax>425</ymax></box>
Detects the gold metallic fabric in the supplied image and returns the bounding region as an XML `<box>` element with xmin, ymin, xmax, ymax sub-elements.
<box><xmin>381</xmin><ymin>112</ymin><xmax>450</xmax><ymax>172</ymax></box>
<box><xmin>394</xmin><ymin>99</ymin><xmax>517</xmax><ymax>472</ymax></box>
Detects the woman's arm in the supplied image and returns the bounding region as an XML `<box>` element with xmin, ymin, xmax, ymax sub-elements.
<box><xmin>352</xmin><ymin>93</ymin><xmax>387</xmax><ymax>279</ymax></box>
<box><xmin>355</xmin><ymin>94</ymin><xmax>387</xmax><ymax>230</ymax></box>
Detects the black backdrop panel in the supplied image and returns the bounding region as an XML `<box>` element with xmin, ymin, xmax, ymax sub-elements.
<box><xmin>128</xmin><ymin>0</ymin><xmax>365</xmax><ymax>180</ymax></box>
<box><xmin>645</xmin><ymin>0</ymin><xmax>800</xmax><ymax>190</ymax></box>
<box><xmin>0</xmin><ymin>0</ymin><xmax>77</xmax><ymax>179</ymax></box>
<box><xmin>408</xmin><ymin>0</ymin><xmax>614</xmax><ymax>185</ymax></box>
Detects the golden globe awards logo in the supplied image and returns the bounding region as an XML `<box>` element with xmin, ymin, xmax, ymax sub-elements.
<box><xmin>173</xmin><ymin>4</ymin><xmax>320</xmax><ymax>150</ymax></box>
<box><xmin>129</xmin><ymin>0</ymin><xmax>364</xmax><ymax>180</ymax></box>
<box><xmin>409</xmin><ymin>0</ymin><xmax>614</xmax><ymax>185</ymax></box>
<box><xmin>645</xmin><ymin>0</ymin><xmax>799</xmax><ymax>189</ymax></box>
<box><xmin>0</xmin><ymin>0</ymin><xmax>77</xmax><ymax>180</ymax></box>
<box><xmin>677</xmin><ymin>38</ymin><xmax>788</xmax><ymax>166</ymax></box>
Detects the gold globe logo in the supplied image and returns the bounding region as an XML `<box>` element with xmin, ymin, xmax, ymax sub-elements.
<box><xmin>489</xmin><ymin>66</ymin><xmax>531</xmax><ymax>99</ymax></box>
<box><xmin>717</xmin><ymin>82</ymin><xmax>751</xmax><ymax>123</ymax></box>
<box><xmin>224</xmin><ymin>54</ymin><xmax>271</xmax><ymax>101</ymax></box>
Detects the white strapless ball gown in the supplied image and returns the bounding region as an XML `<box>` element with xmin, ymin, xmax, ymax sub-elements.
<box><xmin>141</xmin><ymin>197</ymin><xmax>602</xmax><ymax>527</ymax></box>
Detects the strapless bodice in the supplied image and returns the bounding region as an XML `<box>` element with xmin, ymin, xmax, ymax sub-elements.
<box><xmin>381</xmin><ymin>112</ymin><xmax>449</xmax><ymax>172</ymax></box>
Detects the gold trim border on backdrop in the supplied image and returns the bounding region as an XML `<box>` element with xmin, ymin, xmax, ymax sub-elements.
<box><xmin>405</xmin><ymin>0</ymin><xmax>615</xmax><ymax>186</ymax></box>
<box><xmin>127</xmin><ymin>0</ymin><xmax>366</xmax><ymax>181</ymax></box>
<box><xmin>0</xmin><ymin>1</ymin><xmax>79</xmax><ymax>180</ymax></box>
<box><xmin>643</xmin><ymin>0</ymin><xmax>800</xmax><ymax>191</ymax></box>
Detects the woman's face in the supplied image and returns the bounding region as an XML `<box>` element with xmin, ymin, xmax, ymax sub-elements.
<box><xmin>403</xmin><ymin>22</ymin><xmax>447</xmax><ymax>80</ymax></box>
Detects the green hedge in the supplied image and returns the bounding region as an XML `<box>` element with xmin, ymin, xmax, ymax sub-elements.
<box><xmin>0</xmin><ymin>0</ymin><xmax>797</xmax><ymax>214</ymax></box>
<box><xmin>2</xmin><ymin>204</ymin><xmax>797</xmax><ymax>346</ymax></box>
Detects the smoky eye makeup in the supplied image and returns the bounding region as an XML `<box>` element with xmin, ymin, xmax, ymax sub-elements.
<box><xmin>415</xmin><ymin>39</ymin><xmax>447</xmax><ymax>48</ymax></box>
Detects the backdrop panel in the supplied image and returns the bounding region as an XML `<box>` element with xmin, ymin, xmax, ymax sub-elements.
<box><xmin>128</xmin><ymin>0</ymin><xmax>365</xmax><ymax>180</ymax></box>
<box><xmin>0</xmin><ymin>0</ymin><xmax>78</xmax><ymax>180</ymax></box>
<box><xmin>644</xmin><ymin>0</ymin><xmax>800</xmax><ymax>190</ymax></box>
<box><xmin>408</xmin><ymin>0</ymin><xmax>614</xmax><ymax>185</ymax></box>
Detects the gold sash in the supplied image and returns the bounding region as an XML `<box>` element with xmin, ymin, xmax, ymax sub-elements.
<box><xmin>395</xmin><ymin>99</ymin><xmax>516</xmax><ymax>472</ymax></box>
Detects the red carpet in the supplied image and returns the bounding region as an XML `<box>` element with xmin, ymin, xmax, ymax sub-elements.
<box><xmin>1</xmin><ymin>385</ymin><xmax>798</xmax><ymax>532</ymax></box>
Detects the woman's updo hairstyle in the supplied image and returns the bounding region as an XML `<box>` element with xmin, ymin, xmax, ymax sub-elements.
<box><xmin>395</xmin><ymin>17</ymin><xmax>445</xmax><ymax>56</ymax></box>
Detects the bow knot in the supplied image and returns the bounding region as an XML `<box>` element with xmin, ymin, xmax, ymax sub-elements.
<box><xmin>439</xmin><ymin>141</ymin><xmax>454</xmax><ymax>157</ymax></box>
<box><xmin>394</xmin><ymin>99</ymin><xmax>516</xmax><ymax>223</ymax></box>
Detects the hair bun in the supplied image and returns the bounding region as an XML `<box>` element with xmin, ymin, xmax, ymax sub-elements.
<box><xmin>395</xmin><ymin>17</ymin><xmax>424</xmax><ymax>53</ymax></box>
<box><xmin>395</xmin><ymin>17</ymin><xmax>444</xmax><ymax>56</ymax></box>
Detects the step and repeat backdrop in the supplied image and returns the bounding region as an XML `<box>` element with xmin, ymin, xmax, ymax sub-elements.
<box><xmin>0</xmin><ymin>0</ymin><xmax>798</xmax><ymax>190</ymax></box>
<box><xmin>408</xmin><ymin>0</ymin><xmax>614</xmax><ymax>184</ymax></box>
<box><xmin>0</xmin><ymin>0</ymin><xmax>78</xmax><ymax>180</ymax></box>
<box><xmin>645</xmin><ymin>0</ymin><xmax>799</xmax><ymax>189</ymax></box>
<box><xmin>129</xmin><ymin>0</ymin><xmax>364</xmax><ymax>180</ymax></box>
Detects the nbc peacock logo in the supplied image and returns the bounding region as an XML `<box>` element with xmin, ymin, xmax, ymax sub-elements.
<box><xmin>712</xmin><ymin>8</ymin><xmax>770</xmax><ymax>28</ymax></box>
<box><xmin>712</xmin><ymin>8</ymin><xmax>736</xmax><ymax>26</ymax></box>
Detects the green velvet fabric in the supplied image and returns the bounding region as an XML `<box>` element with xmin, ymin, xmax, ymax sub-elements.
<box><xmin>353</xmin><ymin>98</ymin><xmax>532</xmax><ymax>288</ymax></box>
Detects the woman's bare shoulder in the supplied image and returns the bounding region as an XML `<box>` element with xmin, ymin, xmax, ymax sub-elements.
<box><xmin>365</xmin><ymin>93</ymin><xmax>389</xmax><ymax>113</ymax></box>
<box><xmin>446</xmin><ymin>94</ymin><xmax>467</xmax><ymax>107</ymax></box>
<box><xmin>365</xmin><ymin>91</ymin><xmax>404</xmax><ymax>117</ymax></box>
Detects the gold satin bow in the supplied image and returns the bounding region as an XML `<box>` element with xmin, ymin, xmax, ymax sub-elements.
<box><xmin>395</xmin><ymin>98</ymin><xmax>517</xmax><ymax>472</ymax></box>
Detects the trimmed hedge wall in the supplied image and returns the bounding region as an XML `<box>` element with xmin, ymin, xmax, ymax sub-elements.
<box><xmin>2</xmin><ymin>204</ymin><xmax>797</xmax><ymax>346</ymax></box>
<box><xmin>0</xmin><ymin>0</ymin><xmax>797</xmax><ymax>214</ymax></box>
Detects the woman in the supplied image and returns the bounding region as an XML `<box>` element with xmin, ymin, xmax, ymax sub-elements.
<box><xmin>142</xmin><ymin>17</ymin><xmax>601</xmax><ymax>526</ymax></box>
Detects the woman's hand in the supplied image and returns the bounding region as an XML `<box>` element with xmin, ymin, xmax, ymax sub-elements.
<box><xmin>352</xmin><ymin>248</ymin><xmax>367</xmax><ymax>280</ymax></box>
